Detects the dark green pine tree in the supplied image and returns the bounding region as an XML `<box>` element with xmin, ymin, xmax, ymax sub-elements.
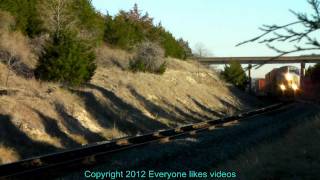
<box><xmin>35</xmin><ymin>30</ymin><xmax>96</xmax><ymax>86</ymax></box>
<box><xmin>306</xmin><ymin>63</ymin><xmax>320</xmax><ymax>82</ymax></box>
<box><xmin>221</xmin><ymin>61</ymin><xmax>248</xmax><ymax>90</ymax></box>
<box><xmin>0</xmin><ymin>0</ymin><xmax>43</xmax><ymax>37</ymax></box>
<box><xmin>104</xmin><ymin>4</ymin><xmax>188</xmax><ymax>59</ymax></box>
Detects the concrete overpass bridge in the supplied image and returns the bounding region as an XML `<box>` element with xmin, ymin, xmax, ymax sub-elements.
<box><xmin>197</xmin><ymin>56</ymin><xmax>320</xmax><ymax>65</ymax></box>
<box><xmin>197</xmin><ymin>55</ymin><xmax>320</xmax><ymax>78</ymax></box>
<box><xmin>196</xmin><ymin>55</ymin><xmax>320</xmax><ymax>90</ymax></box>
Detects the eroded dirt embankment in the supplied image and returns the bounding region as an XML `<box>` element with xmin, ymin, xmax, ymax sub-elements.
<box><xmin>0</xmin><ymin>47</ymin><xmax>262</xmax><ymax>164</ymax></box>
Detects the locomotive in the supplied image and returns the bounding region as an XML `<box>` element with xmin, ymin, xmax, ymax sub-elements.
<box><xmin>264</xmin><ymin>66</ymin><xmax>300</xmax><ymax>97</ymax></box>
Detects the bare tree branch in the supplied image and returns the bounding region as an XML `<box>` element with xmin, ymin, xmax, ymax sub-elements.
<box><xmin>39</xmin><ymin>0</ymin><xmax>77</xmax><ymax>37</ymax></box>
<box><xmin>237</xmin><ymin>0</ymin><xmax>320</xmax><ymax>66</ymax></box>
<box><xmin>236</xmin><ymin>21</ymin><xmax>301</xmax><ymax>46</ymax></box>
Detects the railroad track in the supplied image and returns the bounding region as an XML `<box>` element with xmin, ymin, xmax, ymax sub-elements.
<box><xmin>0</xmin><ymin>102</ymin><xmax>289</xmax><ymax>179</ymax></box>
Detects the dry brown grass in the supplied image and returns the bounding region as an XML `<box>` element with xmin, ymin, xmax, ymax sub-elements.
<box><xmin>0</xmin><ymin>63</ymin><xmax>110</xmax><ymax>159</ymax></box>
<box><xmin>95</xmin><ymin>44</ymin><xmax>133</xmax><ymax>70</ymax></box>
<box><xmin>0</xmin><ymin>145</ymin><xmax>20</xmax><ymax>164</ymax></box>
<box><xmin>91</xmin><ymin>46</ymin><xmax>254</xmax><ymax>129</ymax></box>
<box><xmin>0</xmin><ymin>28</ymin><xmax>37</xmax><ymax>69</ymax></box>
<box><xmin>0</xmin><ymin>11</ymin><xmax>15</xmax><ymax>31</ymax></box>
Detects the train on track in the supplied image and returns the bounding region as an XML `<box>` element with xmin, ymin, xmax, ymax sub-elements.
<box><xmin>253</xmin><ymin>66</ymin><xmax>301</xmax><ymax>98</ymax></box>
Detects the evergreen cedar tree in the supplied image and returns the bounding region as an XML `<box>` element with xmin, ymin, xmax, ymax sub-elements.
<box><xmin>35</xmin><ymin>30</ymin><xmax>96</xmax><ymax>86</ymax></box>
<box><xmin>306</xmin><ymin>63</ymin><xmax>320</xmax><ymax>82</ymax></box>
<box><xmin>0</xmin><ymin>0</ymin><xmax>42</xmax><ymax>37</ymax></box>
<box><xmin>221</xmin><ymin>61</ymin><xmax>248</xmax><ymax>90</ymax></box>
<box><xmin>104</xmin><ymin>3</ymin><xmax>191</xmax><ymax>59</ymax></box>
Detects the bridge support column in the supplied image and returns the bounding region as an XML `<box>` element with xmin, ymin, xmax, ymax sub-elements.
<box><xmin>301</xmin><ymin>62</ymin><xmax>305</xmax><ymax>89</ymax></box>
<box><xmin>301</xmin><ymin>62</ymin><xmax>306</xmax><ymax>77</ymax></box>
<box><xmin>248</xmin><ymin>64</ymin><xmax>252</xmax><ymax>93</ymax></box>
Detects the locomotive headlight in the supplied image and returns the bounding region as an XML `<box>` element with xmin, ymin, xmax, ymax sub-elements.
<box><xmin>280</xmin><ymin>84</ymin><xmax>286</xmax><ymax>91</ymax></box>
<box><xmin>291</xmin><ymin>83</ymin><xmax>298</xmax><ymax>91</ymax></box>
<box><xmin>285</xmin><ymin>73</ymin><xmax>293</xmax><ymax>81</ymax></box>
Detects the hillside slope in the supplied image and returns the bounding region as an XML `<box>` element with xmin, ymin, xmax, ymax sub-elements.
<box><xmin>0</xmin><ymin>46</ymin><xmax>261</xmax><ymax>164</ymax></box>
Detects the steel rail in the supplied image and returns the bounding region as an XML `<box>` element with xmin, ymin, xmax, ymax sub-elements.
<box><xmin>0</xmin><ymin>102</ymin><xmax>288</xmax><ymax>178</ymax></box>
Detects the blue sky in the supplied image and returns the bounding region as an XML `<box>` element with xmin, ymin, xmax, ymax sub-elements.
<box><xmin>92</xmin><ymin>0</ymin><xmax>315</xmax><ymax>77</ymax></box>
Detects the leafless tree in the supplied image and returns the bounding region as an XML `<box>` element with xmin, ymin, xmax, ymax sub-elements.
<box><xmin>237</xmin><ymin>0</ymin><xmax>320</xmax><ymax>68</ymax></box>
<box><xmin>193</xmin><ymin>42</ymin><xmax>212</xmax><ymax>77</ymax></box>
<box><xmin>193</xmin><ymin>42</ymin><xmax>210</xmax><ymax>58</ymax></box>
<box><xmin>40</xmin><ymin>0</ymin><xmax>76</xmax><ymax>37</ymax></box>
<box><xmin>5</xmin><ymin>51</ymin><xmax>15</xmax><ymax>87</ymax></box>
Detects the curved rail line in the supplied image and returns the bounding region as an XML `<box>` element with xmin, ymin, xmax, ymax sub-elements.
<box><xmin>0</xmin><ymin>102</ymin><xmax>289</xmax><ymax>178</ymax></box>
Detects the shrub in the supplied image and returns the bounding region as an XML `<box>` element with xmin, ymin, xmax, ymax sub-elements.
<box><xmin>129</xmin><ymin>42</ymin><xmax>166</xmax><ymax>74</ymax></box>
<box><xmin>156</xmin><ymin>62</ymin><xmax>167</xmax><ymax>74</ymax></box>
<box><xmin>35</xmin><ymin>30</ymin><xmax>96</xmax><ymax>86</ymax></box>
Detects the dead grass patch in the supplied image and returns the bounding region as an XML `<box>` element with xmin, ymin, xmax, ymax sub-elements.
<box><xmin>96</xmin><ymin>45</ymin><xmax>133</xmax><ymax>70</ymax></box>
<box><xmin>0</xmin><ymin>28</ymin><xmax>37</xmax><ymax>69</ymax></box>
<box><xmin>0</xmin><ymin>145</ymin><xmax>20</xmax><ymax>164</ymax></box>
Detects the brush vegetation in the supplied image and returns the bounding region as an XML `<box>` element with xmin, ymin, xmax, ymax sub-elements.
<box><xmin>0</xmin><ymin>1</ymin><xmax>192</xmax><ymax>86</ymax></box>
<box><xmin>129</xmin><ymin>41</ymin><xmax>167</xmax><ymax>74</ymax></box>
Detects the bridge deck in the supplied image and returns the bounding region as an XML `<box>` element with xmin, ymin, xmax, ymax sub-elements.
<box><xmin>197</xmin><ymin>56</ymin><xmax>320</xmax><ymax>64</ymax></box>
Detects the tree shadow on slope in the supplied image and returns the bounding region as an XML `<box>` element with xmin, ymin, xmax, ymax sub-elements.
<box><xmin>72</xmin><ymin>84</ymin><xmax>168</xmax><ymax>136</ymax></box>
<box><xmin>127</xmin><ymin>87</ymin><xmax>191</xmax><ymax>125</ymax></box>
<box><xmin>110</xmin><ymin>57</ymin><xmax>126</xmax><ymax>71</ymax></box>
<box><xmin>54</xmin><ymin>103</ymin><xmax>106</xmax><ymax>143</ymax></box>
<box><xmin>0</xmin><ymin>115</ymin><xmax>60</xmax><ymax>161</ymax></box>
<box><xmin>183</xmin><ymin>106</ymin><xmax>215</xmax><ymax>121</ymax></box>
<box><xmin>0</xmin><ymin>51</ymin><xmax>34</xmax><ymax>79</ymax></box>
<box><xmin>160</xmin><ymin>100</ymin><xmax>205</xmax><ymax>124</ymax></box>
<box><xmin>128</xmin><ymin>86</ymin><xmax>222</xmax><ymax>124</ymax></box>
<box><xmin>33</xmin><ymin>110</ymin><xmax>80</xmax><ymax>148</ymax></box>
<box><xmin>208</xmin><ymin>93</ymin><xmax>241</xmax><ymax>113</ymax></box>
<box><xmin>226</xmin><ymin>85</ymin><xmax>265</xmax><ymax>108</ymax></box>
<box><xmin>187</xmin><ymin>95</ymin><xmax>225</xmax><ymax>118</ymax></box>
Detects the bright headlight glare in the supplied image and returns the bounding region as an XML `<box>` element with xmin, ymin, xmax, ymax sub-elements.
<box><xmin>291</xmin><ymin>83</ymin><xmax>298</xmax><ymax>91</ymax></box>
<box><xmin>285</xmin><ymin>73</ymin><xmax>293</xmax><ymax>81</ymax></box>
<box><xmin>280</xmin><ymin>84</ymin><xmax>286</xmax><ymax>91</ymax></box>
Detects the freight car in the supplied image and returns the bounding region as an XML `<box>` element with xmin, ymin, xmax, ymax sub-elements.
<box><xmin>265</xmin><ymin>66</ymin><xmax>300</xmax><ymax>97</ymax></box>
<box><xmin>252</xmin><ymin>78</ymin><xmax>266</xmax><ymax>96</ymax></box>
